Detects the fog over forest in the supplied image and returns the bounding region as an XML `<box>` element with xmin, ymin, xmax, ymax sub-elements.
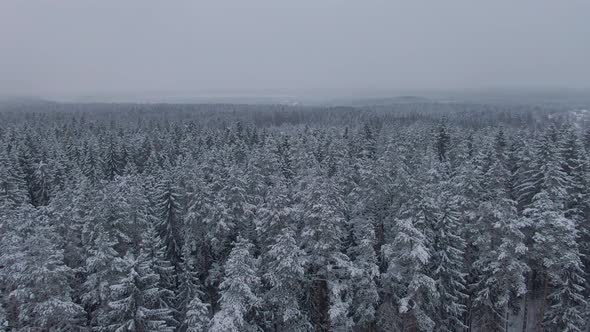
<box><xmin>1</xmin><ymin>1</ymin><xmax>590</xmax><ymax>100</ymax></box>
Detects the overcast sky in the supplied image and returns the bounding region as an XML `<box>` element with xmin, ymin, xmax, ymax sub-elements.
<box><xmin>1</xmin><ymin>0</ymin><xmax>589</xmax><ymax>98</ymax></box>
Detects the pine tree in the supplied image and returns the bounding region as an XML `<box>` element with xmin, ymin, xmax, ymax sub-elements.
<box><xmin>141</xmin><ymin>225</ymin><xmax>176</xmax><ymax>315</ymax></box>
<box><xmin>102</xmin><ymin>136</ymin><xmax>124</xmax><ymax>181</ymax></box>
<box><xmin>82</xmin><ymin>227</ymin><xmax>123</xmax><ymax>328</ymax></box>
<box><xmin>527</xmin><ymin>191</ymin><xmax>587</xmax><ymax>331</ymax></box>
<box><xmin>275</xmin><ymin>135</ymin><xmax>296</xmax><ymax>181</ymax></box>
<box><xmin>32</xmin><ymin>160</ymin><xmax>52</xmax><ymax>206</ymax></box>
<box><xmin>216</xmin><ymin>166</ymin><xmax>255</xmax><ymax>251</ymax></box>
<box><xmin>153</xmin><ymin>174</ymin><xmax>185</xmax><ymax>269</ymax></box>
<box><xmin>89</xmin><ymin>181</ymin><xmax>135</xmax><ymax>252</ymax></box>
<box><xmin>184</xmin><ymin>294</ymin><xmax>210</xmax><ymax>332</ymax></box>
<box><xmin>348</xmin><ymin>213</ymin><xmax>380</xmax><ymax>330</ymax></box>
<box><xmin>15</xmin><ymin>137</ymin><xmax>38</xmax><ymax>205</ymax></box>
<box><xmin>209</xmin><ymin>237</ymin><xmax>261</xmax><ymax>332</ymax></box>
<box><xmin>0</xmin><ymin>302</ymin><xmax>7</xmax><ymax>332</ymax></box>
<box><xmin>263</xmin><ymin>227</ymin><xmax>310</xmax><ymax>331</ymax></box>
<box><xmin>383</xmin><ymin>193</ymin><xmax>438</xmax><ymax>332</ymax></box>
<box><xmin>105</xmin><ymin>252</ymin><xmax>175</xmax><ymax>332</ymax></box>
<box><xmin>471</xmin><ymin>156</ymin><xmax>529</xmax><ymax>332</ymax></box>
<box><xmin>523</xmin><ymin>130</ymin><xmax>586</xmax><ymax>331</ymax></box>
<box><xmin>560</xmin><ymin>125</ymin><xmax>588</xmax><ymax>221</ymax></box>
<box><xmin>254</xmin><ymin>179</ymin><xmax>293</xmax><ymax>249</ymax></box>
<box><xmin>435</xmin><ymin>120</ymin><xmax>451</xmax><ymax>162</ymax></box>
<box><xmin>0</xmin><ymin>149</ymin><xmax>27</xmax><ymax>209</ymax></box>
<box><xmin>559</xmin><ymin>127</ymin><xmax>590</xmax><ymax>306</ymax></box>
<box><xmin>342</xmin><ymin>153</ymin><xmax>379</xmax><ymax>330</ymax></box>
<box><xmin>176</xmin><ymin>245</ymin><xmax>204</xmax><ymax>331</ymax></box>
<box><xmin>427</xmin><ymin>162</ymin><xmax>468</xmax><ymax>332</ymax></box>
<box><xmin>183</xmin><ymin>173</ymin><xmax>216</xmax><ymax>288</ymax></box>
<box><xmin>82</xmin><ymin>142</ymin><xmax>100</xmax><ymax>184</ymax></box>
<box><xmin>1</xmin><ymin>208</ymin><xmax>85</xmax><ymax>331</ymax></box>
<box><xmin>49</xmin><ymin>147</ymin><xmax>70</xmax><ymax>192</ymax></box>
<box><xmin>50</xmin><ymin>170</ymin><xmax>94</xmax><ymax>272</ymax></box>
<box><xmin>122</xmin><ymin>174</ymin><xmax>154</xmax><ymax>247</ymax></box>
<box><xmin>297</xmin><ymin>170</ymin><xmax>352</xmax><ymax>331</ymax></box>
<box><xmin>143</xmin><ymin>150</ymin><xmax>162</xmax><ymax>176</ymax></box>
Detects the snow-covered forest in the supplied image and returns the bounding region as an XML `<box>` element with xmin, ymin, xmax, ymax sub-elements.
<box><xmin>1</xmin><ymin>102</ymin><xmax>589</xmax><ymax>331</ymax></box>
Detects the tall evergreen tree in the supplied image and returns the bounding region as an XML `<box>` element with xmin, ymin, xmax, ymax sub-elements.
<box><xmin>298</xmin><ymin>169</ymin><xmax>352</xmax><ymax>331</ymax></box>
<box><xmin>383</xmin><ymin>192</ymin><xmax>438</xmax><ymax>332</ymax></box>
<box><xmin>81</xmin><ymin>142</ymin><xmax>101</xmax><ymax>184</ymax></box>
<box><xmin>471</xmin><ymin>155</ymin><xmax>529</xmax><ymax>332</ymax></box>
<box><xmin>1</xmin><ymin>208</ymin><xmax>85</xmax><ymax>331</ymax></box>
<box><xmin>102</xmin><ymin>136</ymin><xmax>124</xmax><ymax>181</ymax></box>
<box><xmin>153</xmin><ymin>174</ymin><xmax>185</xmax><ymax>269</ymax></box>
<box><xmin>209</xmin><ymin>237</ymin><xmax>261</xmax><ymax>332</ymax></box>
<box><xmin>523</xmin><ymin>130</ymin><xmax>587</xmax><ymax>331</ymax></box>
<box><xmin>0</xmin><ymin>150</ymin><xmax>27</xmax><ymax>209</ymax></box>
<box><xmin>32</xmin><ymin>160</ymin><xmax>52</xmax><ymax>206</ymax></box>
<box><xmin>263</xmin><ymin>227</ymin><xmax>310</xmax><ymax>332</ymax></box>
<box><xmin>105</xmin><ymin>252</ymin><xmax>175</xmax><ymax>332</ymax></box>
<box><xmin>427</xmin><ymin>162</ymin><xmax>468</xmax><ymax>332</ymax></box>
<box><xmin>435</xmin><ymin>121</ymin><xmax>451</xmax><ymax>162</ymax></box>
<box><xmin>184</xmin><ymin>294</ymin><xmax>210</xmax><ymax>332</ymax></box>
<box><xmin>82</xmin><ymin>229</ymin><xmax>123</xmax><ymax>329</ymax></box>
<box><xmin>176</xmin><ymin>244</ymin><xmax>204</xmax><ymax>331</ymax></box>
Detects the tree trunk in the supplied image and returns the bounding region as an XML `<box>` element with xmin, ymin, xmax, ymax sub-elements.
<box><xmin>521</xmin><ymin>292</ymin><xmax>528</xmax><ymax>332</ymax></box>
<box><xmin>538</xmin><ymin>273</ymin><xmax>549</xmax><ymax>332</ymax></box>
<box><xmin>311</xmin><ymin>277</ymin><xmax>330</xmax><ymax>332</ymax></box>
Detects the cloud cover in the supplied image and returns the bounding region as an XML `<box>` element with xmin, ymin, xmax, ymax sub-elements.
<box><xmin>1</xmin><ymin>0</ymin><xmax>589</xmax><ymax>98</ymax></box>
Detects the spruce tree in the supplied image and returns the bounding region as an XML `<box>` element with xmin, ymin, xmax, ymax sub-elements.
<box><xmin>105</xmin><ymin>252</ymin><xmax>175</xmax><ymax>332</ymax></box>
<box><xmin>427</xmin><ymin>162</ymin><xmax>468</xmax><ymax>332</ymax></box>
<box><xmin>141</xmin><ymin>225</ymin><xmax>176</xmax><ymax>313</ymax></box>
<box><xmin>1</xmin><ymin>208</ymin><xmax>85</xmax><ymax>331</ymax></box>
<box><xmin>471</xmin><ymin>156</ymin><xmax>529</xmax><ymax>331</ymax></box>
<box><xmin>184</xmin><ymin>294</ymin><xmax>210</xmax><ymax>332</ymax></box>
<box><xmin>209</xmin><ymin>237</ymin><xmax>261</xmax><ymax>332</ymax></box>
<box><xmin>297</xmin><ymin>169</ymin><xmax>352</xmax><ymax>331</ymax></box>
<box><xmin>383</xmin><ymin>193</ymin><xmax>438</xmax><ymax>332</ymax></box>
<box><xmin>263</xmin><ymin>227</ymin><xmax>310</xmax><ymax>331</ymax></box>
<box><xmin>102</xmin><ymin>136</ymin><xmax>124</xmax><ymax>181</ymax></box>
<box><xmin>523</xmin><ymin>129</ymin><xmax>587</xmax><ymax>331</ymax></box>
<box><xmin>32</xmin><ymin>160</ymin><xmax>52</xmax><ymax>206</ymax></box>
<box><xmin>176</xmin><ymin>245</ymin><xmax>204</xmax><ymax>331</ymax></box>
<box><xmin>153</xmin><ymin>174</ymin><xmax>185</xmax><ymax>269</ymax></box>
<box><xmin>82</xmin><ymin>228</ymin><xmax>124</xmax><ymax>328</ymax></box>
<box><xmin>0</xmin><ymin>149</ymin><xmax>28</xmax><ymax>209</ymax></box>
<box><xmin>527</xmin><ymin>191</ymin><xmax>587</xmax><ymax>331</ymax></box>
<box><xmin>0</xmin><ymin>303</ymin><xmax>7</xmax><ymax>332</ymax></box>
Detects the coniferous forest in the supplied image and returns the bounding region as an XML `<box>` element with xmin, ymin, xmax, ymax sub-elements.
<box><xmin>1</xmin><ymin>101</ymin><xmax>590</xmax><ymax>332</ymax></box>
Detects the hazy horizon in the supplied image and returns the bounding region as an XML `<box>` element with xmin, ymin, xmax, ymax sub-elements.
<box><xmin>1</xmin><ymin>0</ymin><xmax>589</xmax><ymax>99</ymax></box>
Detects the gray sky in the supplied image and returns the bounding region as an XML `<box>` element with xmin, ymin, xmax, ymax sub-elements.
<box><xmin>1</xmin><ymin>0</ymin><xmax>589</xmax><ymax>99</ymax></box>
